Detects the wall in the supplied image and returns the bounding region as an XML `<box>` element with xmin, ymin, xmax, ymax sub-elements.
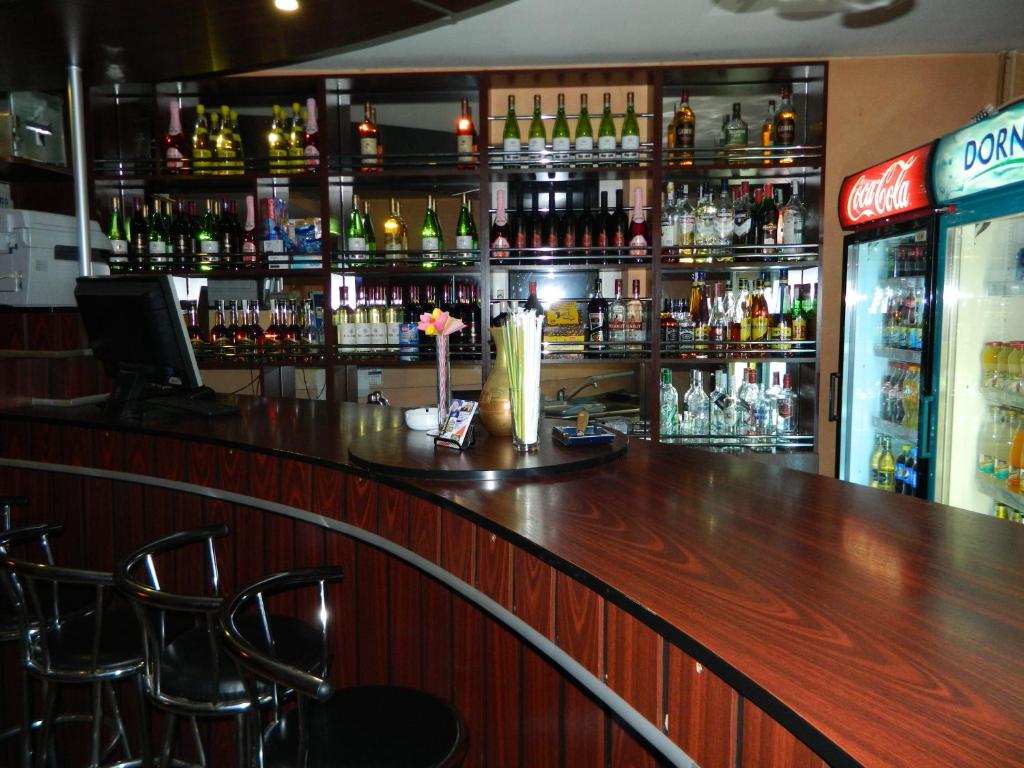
<box><xmin>817</xmin><ymin>53</ymin><xmax>1002</xmax><ymax>477</ymax></box>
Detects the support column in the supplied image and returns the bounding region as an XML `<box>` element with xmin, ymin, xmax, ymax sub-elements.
<box><xmin>67</xmin><ymin>64</ymin><xmax>91</xmax><ymax>277</ymax></box>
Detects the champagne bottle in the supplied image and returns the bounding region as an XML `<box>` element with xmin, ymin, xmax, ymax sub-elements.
<box><xmin>502</xmin><ymin>95</ymin><xmax>521</xmax><ymax>166</ymax></box>
<box><xmin>347</xmin><ymin>194</ymin><xmax>367</xmax><ymax>259</ymax></box>
<box><xmin>421</xmin><ymin>194</ymin><xmax>443</xmax><ymax>268</ymax></box>
<box><xmin>209</xmin><ymin>110</ymin><xmax>222</xmax><ymax>174</ymax></box>
<box><xmin>191</xmin><ymin>104</ymin><xmax>212</xmax><ymax>176</ymax></box>
<box><xmin>162</xmin><ymin>101</ymin><xmax>187</xmax><ymax>174</ymax></box>
<box><xmin>304</xmin><ymin>97</ymin><xmax>321</xmax><ymax>172</ymax></box>
<box><xmin>215</xmin><ymin>105</ymin><xmax>237</xmax><ymax>176</ymax></box>
<box><xmin>627</xmin><ymin>187</ymin><xmax>648</xmax><ymax>258</ymax></box>
<box><xmin>621</xmin><ymin>91</ymin><xmax>640</xmax><ymax>162</ymax></box>
<box><xmin>528</xmin><ymin>94</ymin><xmax>546</xmax><ymax>158</ymax></box>
<box><xmin>107</xmin><ymin>197</ymin><xmax>128</xmax><ymax>272</ymax></box>
<box><xmin>490</xmin><ymin>189</ymin><xmax>511</xmax><ymax>259</ymax></box>
<box><xmin>597</xmin><ymin>92</ymin><xmax>617</xmax><ymax>163</ymax></box>
<box><xmin>456</xmin><ymin>97</ymin><xmax>475</xmax><ymax>167</ymax></box>
<box><xmin>574</xmin><ymin>93</ymin><xmax>594</xmax><ymax>165</ymax></box>
<box><xmin>552</xmin><ymin>93</ymin><xmax>571</xmax><ymax>165</ymax></box>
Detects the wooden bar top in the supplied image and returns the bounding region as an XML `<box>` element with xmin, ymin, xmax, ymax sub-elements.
<box><xmin>3</xmin><ymin>397</ymin><xmax>1022</xmax><ymax>768</ymax></box>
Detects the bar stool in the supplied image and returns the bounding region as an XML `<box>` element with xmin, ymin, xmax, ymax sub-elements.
<box><xmin>116</xmin><ymin>525</ymin><xmax>323</xmax><ymax>767</ymax></box>
<box><xmin>0</xmin><ymin>496</ymin><xmax>30</xmax><ymax>766</ymax></box>
<box><xmin>219</xmin><ymin>566</ymin><xmax>467</xmax><ymax>768</ymax></box>
<box><xmin>0</xmin><ymin>523</ymin><xmax>150</xmax><ymax>768</ymax></box>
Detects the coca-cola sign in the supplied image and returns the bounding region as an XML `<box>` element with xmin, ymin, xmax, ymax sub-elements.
<box><xmin>838</xmin><ymin>144</ymin><xmax>933</xmax><ymax>229</ymax></box>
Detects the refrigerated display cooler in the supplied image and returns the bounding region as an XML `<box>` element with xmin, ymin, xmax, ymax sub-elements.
<box><xmin>834</xmin><ymin>144</ymin><xmax>938</xmax><ymax>497</ymax></box>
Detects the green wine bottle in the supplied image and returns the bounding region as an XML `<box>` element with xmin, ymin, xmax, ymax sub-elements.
<box><xmin>552</xmin><ymin>92</ymin><xmax>571</xmax><ymax>166</ymax></box>
<box><xmin>502</xmin><ymin>95</ymin><xmax>521</xmax><ymax>167</ymax></box>
<box><xmin>528</xmin><ymin>94</ymin><xmax>546</xmax><ymax>160</ymax></box>
<box><xmin>363</xmin><ymin>199</ymin><xmax>377</xmax><ymax>263</ymax></box>
<box><xmin>456</xmin><ymin>193</ymin><xmax>475</xmax><ymax>266</ymax></box>
<box><xmin>146</xmin><ymin>200</ymin><xmax>168</xmax><ymax>271</ymax></box>
<box><xmin>598</xmin><ymin>92</ymin><xmax>617</xmax><ymax>165</ymax></box>
<box><xmin>621</xmin><ymin>91</ymin><xmax>640</xmax><ymax>163</ymax></box>
<box><xmin>199</xmin><ymin>198</ymin><xmax>220</xmax><ymax>271</ymax></box>
<box><xmin>574</xmin><ymin>93</ymin><xmax>594</xmax><ymax>166</ymax></box>
<box><xmin>421</xmin><ymin>194</ymin><xmax>442</xmax><ymax>268</ymax></box>
<box><xmin>347</xmin><ymin>193</ymin><xmax>367</xmax><ymax>261</ymax></box>
<box><xmin>106</xmin><ymin>196</ymin><xmax>128</xmax><ymax>272</ymax></box>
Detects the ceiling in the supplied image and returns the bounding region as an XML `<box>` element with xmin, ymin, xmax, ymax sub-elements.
<box><xmin>281</xmin><ymin>0</ymin><xmax>1022</xmax><ymax>73</ymax></box>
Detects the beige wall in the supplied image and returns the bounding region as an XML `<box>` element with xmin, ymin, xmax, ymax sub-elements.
<box><xmin>817</xmin><ymin>53</ymin><xmax>1002</xmax><ymax>476</ymax></box>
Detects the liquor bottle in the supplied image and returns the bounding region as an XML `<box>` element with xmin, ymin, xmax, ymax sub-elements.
<box><xmin>661</xmin><ymin>183</ymin><xmax>677</xmax><ymax>257</ymax></box>
<box><xmin>775</xmin><ymin>374</ymin><xmax>796</xmax><ymax>435</ymax></box>
<box><xmin>621</xmin><ymin>91</ymin><xmax>640</xmax><ymax>162</ymax></box>
<box><xmin>689</xmin><ymin>272</ymin><xmax>709</xmax><ymax>352</ymax></box>
<box><xmin>346</xmin><ymin>194</ymin><xmax>366</xmax><ymax>260</ymax></box>
<box><xmin>262</xmin><ymin>300</ymin><xmax>281</xmax><ymax>357</ymax></box>
<box><xmin>162</xmin><ymin>101</ymin><xmax>187</xmax><ymax>174</ymax></box>
<box><xmin>242</xmin><ymin>195</ymin><xmax>257</xmax><ymax>267</ymax></box>
<box><xmin>268</xmin><ymin>105</ymin><xmax>288</xmax><ymax>174</ymax></box>
<box><xmin>752</xmin><ymin>377</ymin><xmax>773</xmax><ymax>439</ymax></box>
<box><xmin>894</xmin><ymin>444</ymin><xmax>908</xmax><ymax>494</ymax></box>
<box><xmin>559</xmin><ymin>192</ymin><xmax>576</xmax><ymax>249</ymax></box>
<box><xmin>595</xmin><ymin>191</ymin><xmax>611</xmax><ymax>255</ymax></box>
<box><xmin>714</xmin><ymin>180</ymin><xmax>734</xmax><ymax>250</ymax></box>
<box><xmin>226</xmin><ymin>301</ymin><xmax>242</xmax><ymax>348</ymax></box>
<box><xmin>421</xmin><ymin>194</ymin><xmax>444</xmax><ymax>267</ymax></box>
<box><xmin>229</xmin><ymin>109</ymin><xmax>244</xmax><ymax>175</ymax></box>
<box><xmin>660</xmin><ymin>298</ymin><xmax>679</xmax><ymax>355</ymax></box>
<box><xmin>695</xmin><ymin>185</ymin><xmax>717</xmax><ymax>249</ymax></box>
<box><xmin>608</xmin><ymin>278</ymin><xmax>627</xmax><ymax>355</ymax></box>
<box><xmin>660</xmin><ymin>368</ymin><xmax>679</xmax><ymax>438</ymax></box>
<box><xmin>107</xmin><ymin>197</ymin><xmax>128</xmax><ymax>272</ymax></box>
<box><xmin>677</xmin><ymin>297</ymin><xmax>695</xmax><ymax>351</ymax></box>
<box><xmin>182</xmin><ymin>300</ymin><xmax>204</xmax><ymax>345</ymax></box>
<box><xmin>192</xmin><ymin>104</ymin><xmax>212</xmax><ymax>175</ymax></box>
<box><xmin>733</xmin><ymin>181</ymin><xmax>753</xmax><ymax>246</ymax></box>
<box><xmin>544</xmin><ymin>190</ymin><xmax>559</xmax><ymax>249</ymax></box>
<box><xmin>780</xmin><ymin>180</ymin><xmax>805</xmax><ymax>247</ymax></box>
<box><xmin>502</xmin><ymin>95</ymin><xmax>521</xmax><ymax>166</ymax></box>
<box><xmin>552</xmin><ymin>93</ymin><xmax>571</xmax><ymax>165</ymax></box>
<box><xmin>751</xmin><ymin>277</ymin><xmax>770</xmax><ymax>347</ymax></box>
<box><xmin>759</xmin><ymin>184</ymin><xmax>778</xmax><ymax>251</ymax></box>
<box><xmin>627</xmin><ymin>187</ymin><xmax>648</xmax><ymax>258</ymax></box>
<box><xmin>597</xmin><ymin>92</ymin><xmax>617</xmax><ymax>164</ymax></box>
<box><xmin>574</xmin><ymin>94</ymin><xmax>594</xmax><ymax>165</ymax></box>
<box><xmin>147</xmin><ymin>201</ymin><xmax>168</xmax><ymax>269</ymax></box>
<box><xmin>209</xmin><ymin>301</ymin><xmax>231</xmax><ymax>347</ymax></box>
<box><xmin>359</xmin><ymin>102</ymin><xmax>379</xmax><ymax>171</ymax></box>
<box><xmin>626</xmin><ymin>279</ymin><xmax>645</xmax><ymax>355</ymax></box>
<box><xmin>577</xmin><ymin>189</ymin><xmax>596</xmax><ymax>252</ymax></box>
<box><xmin>198</xmin><ymin>199</ymin><xmax>220</xmax><ymax>269</ymax></box>
<box><xmin>456</xmin><ymin>193</ymin><xmax>476</xmax><ymax>253</ymax></box>
<box><xmin>684</xmin><ymin>370</ymin><xmax>710</xmax><ymax>437</ymax></box>
<box><xmin>711</xmin><ymin>370</ymin><xmax>738</xmax><ymax>437</ymax></box>
<box><xmin>724</xmin><ymin>102</ymin><xmax>748</xmax><ymax>160</ymax></box>
<box><xmin>904</xmin><ymin>447</ymin><xmax>918</xmax><ymax>496</ymax></box>
<box><xmin>528</xmin><ymin>94</ymin><xmax>546</xmax><ymax>158</ymax></box>
<box><xmin>523</xmin><ymin>280</ymin><xmax>544</xmax><ymax>316</ymax></box>
<box><xmin>456</xmin><ymin>97</ymin><xmax>476</xmax><ymax>168</ymax></box>
<box><xmin>677</xmin><ymin>185</ymin><xmax>696</xmax><ymax>261</ymax></box>
<box><xmin>490</xmin><ymin>188</ymin><xmax>511</xmax><ymax>259</ymax></box>
<box><xmin>775</xmin><ymin>87</ymin><xmax>797</xmax><ymax>163</ymax></box>
<box><xmin>878</xmin><ymin>436</ymin><xmax>896</xmax><ymax>492</ymax></box>
<box><xmin>216</xmin><ymin>105</ymin><xmax>238</xmax><ymax>176</ymax></box>
<box><xmin>304</xmin><ymin>97</ymin><xmax>321</xmax><ymax>171</ymax></box>
<box><xmin>287</xmin><ymin>101</ymin><xmax>306</xmax><ymax>173</ymax></box>
<box><xmin>168</xmin><ymin>199</ymin><xmax>191</xmax><ymax>263</ymax></box>
<box><xmin>399</xmin><ymin>286</ymin><xmax>420</xmax><ymax>362</ymax></box>
<box><xmin>587</xmin><ymin>278</ymin><xmax>608</xmax><ymax>357</ymax></box>
<box><xmin>611</xmin><ymin>188</ymin><xmax>628</xmax><ymax>258</ymax></box>
<box><xmin>737</xmin><ymin>367</ymin><xmax>759</xmax><ymax>438</ymax></box>
<box><xmin>709</xmin><ymin>283</ymin><xmax>728</xmax><ymax>350</ymax></box>
<box><xmin>760</xmin><ymin>99</ymin><xmax>777</xmax><ymax>164</ymax></box>
<box><xmin>774</xmin><ymin>280</ymin><xmax>793</xmax><ymax>351</ymax></box>
<box><xmin>362</xmin><ymin>199</ymin><xmax>377</xmax><ymax>261</ymax></box>
<box><xmin>667</xmin><ymin>91</ymin><xmax>695</xmax><ymax>166</ymax></box>
<box><xmin>209</xmin><ymin>111</ymin><xmax>222</xmax><ymax>173</ymax></box>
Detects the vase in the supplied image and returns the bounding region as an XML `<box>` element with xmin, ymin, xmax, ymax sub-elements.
<box><xmin>435</xmin><ymin>334</ymin><xmax>451</xmax><ymax>430</ymax></box>
<box><xmin>479</xmin><ymin>329</ymin><xmax>513</xmax><ymax>436</ymax></box>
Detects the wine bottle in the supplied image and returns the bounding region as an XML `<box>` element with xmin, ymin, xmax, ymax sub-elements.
<box><xmin>502</xmin><ymin>95</ymin><xmax>521</xmax><ymax>167</ymax></box>
<box><xmin>363</xmin><ymin>199</ymin><xmax>377</xmax><ymax>261</ymax></box>
<box><xmin>421</xmin><ymin>194</ymin><xmax>443</xmax><ymax>268</ymax></box>
<box><xmin>577</xmin><ymin>189</ymin><xmax>595</xmax><ymax>252</ymax></box>
<box><xmin>169</xmin><ymin>199</ymin><xmax>192</xmax><ymax>264</ymax></box>
<box><xmin>287</xmin><ymin>101</ymin><xmax>305</xmax><ymax>173</ymax></box>
<box><xmin>595</xmin><ymin>190</ymin><xmax>611</xmax><ymax>255</ymax></box>
<box><xmin>242</xmin><ymin>195</ymin><xmax>257</xmax><ymax>267</ymax></box>
<box><xmin>107</xmin><ymin>197</ymin><xmax>128</xmax><ymax>272</ymax></box>
<box><xmin>229</xmin><ymin>109</ymin><xmax>244</xmax><ymax>175</ymax></box>
<box><xmin>523</xmin><ymin>280</ymin><xmax>544</xmax><ymax>316</ymax></box>
<box><xmin>597</xmin><ymin>92</ymin><xmax>617</xmax><ymax>164</ymax></box>
<box><xmin>528</xmin><ymin>94</ymin><xmax>546</xmax><ymax>159</ymax></box>
<box><xmin>383</xmin><ymin>197</ymin><xmax>404</xmax><ymax>256</ymax></box>
<box><xmin>199</xmin><ymin>199</ymin><xmax>220</xmax><ymax>270</ymax></box>
<box><xmin>611</xmin><ymin>188</ymin><xmax>628</xmax><ymax>259</ymax></box>
<box><xmin>559</xmin><ymin>192</ymin><xmax>576</xmax><ymax>249</ymax></box>
<box><xmin>456</xmin><ymin>193</ymin><xmax>475</xmax><ymax>252</ymax></box>
<box><xmin>218</xmin><ymin>197</ymin><xmax>239</xmax><ymax>260</ymax></box>
<box><xmin>191</xmin><ymin>104</ymin><xmax>212</xmax><ymax>176</ymax></box>
<box><xmin>359</xmin><ymin>101</ymin><xmax>378</xmax><ymax>171</ymax></box>
<box><xmin>627</xmin><ymin>187</ymin><xmax>648</xmax><ymax>258</ymax></box>
<box><xmin>552</xmin><ymin>93</ymin><xmax>571</xmax><ymax>165</ymax></box>
<box><xmin>347</xmin><ymin>194</ymin><xmax>367</xmax><ymax>259</ymax></box>
<box><xmin>544</xmin><ymin>189</ymin><xmax>558</xmax><ymax>249</ymax></box>
<box><xmin>304</xmin><ymin>97</ymin><xmax>320</xmax><ymax>171</ymax></box>
<box><xmin>456</xmin><ymin>97</ymin><xmax>475</xmax><ymax>168</ymax></box>
<box><xmin>587</xmin><ymin>278</ymin><xmax>608</xmax><ymax>357</ymax></box>
<box><xmin>147</xmin><ymin>200</ymin><xmax>168</xmax><ymax>270</ymax></box>
<box><xmin>162</xmin><ymin>101</ymin><xmax>187</xmax><ymax>174</ymax></box>
<box><xmin>490</xmin><ymin>189</ymin><xmax>511</xmax><ymax>259</ymax></box>
<box><xmin>621</xmin><ymin>91</ymin><xmax>640</xmax><ymax>162</ymax></box>
<box><xmin>574</xmin><ymin>93</ymin><xmax>594</xmax><ymax>166</ymax></box>
<box><xmin>268</xmin><ymin>105</ymin><xmax>288</xmax><ymax>175</ymax></box>
<box><xmin>513</xmin><ymin>191</ymin><xmax>528</xmax><ymax>256</ymax></box>
<box><xmin>208</xmin><ymin>110</ymin><xmax>222</xmax><ymax>174</ymax></box>
<box><xmin>528</xmin><ymin>190</ymin><xmax>543</xmax><ymax>248</ymax></box>
<box><xmin>215</xmin><ymin>105</ymin><xmax>238</xmax><ymax>177</ymax></box>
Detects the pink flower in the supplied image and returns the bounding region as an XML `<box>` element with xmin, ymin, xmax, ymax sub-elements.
<box><xmin>417</xmin><ymin>307</ymin><xmax>466</xmax><ymax>337</ymax></box>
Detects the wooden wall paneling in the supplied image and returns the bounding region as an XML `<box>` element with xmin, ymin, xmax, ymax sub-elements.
<box><xmin>324</xmin><ymin>531</ymin><xmax>358</xmax><ymax>689</ymax></box>
<box><xmin>0</xmin><ymin>310</ymin><xmax>24</xmax><ymax>348</ymax></box>
<box><xmin>409</xmin><ymin>498</ymin><xmax>441</xmax><ymax>563</ymax></box>
<box><xmin>514</xmin><ymin>548</ymin><xmax>560</xmax><ymax>768</ymax></box>
<box><xmin>412</xmin><ymin>496</ymin><xmax>450</xmax><ymax>702</ymax></box>
<box><xmin>441</xmin><ymin>510</ymin><xmax>475</xmax><ymax>584</ymax></box>
<box><xmin>154</xmin><ymin>437</ymin><xmax>186</xmax><ymax>482</ymax></box>
<box><xmin>377</xmin><ymin>485</ymin><xmax>409</xmax><ymax>545</ymax></box>
<box><xmin>216</xmin><ymin>446</ymin><xmax>248</xmax><ymax>493</ymax></box>
<box><xmin>476</xmin><ymin>529</ymin><xmax>512</xmax><ymax>609</ymax></box>
<box><xmin>233</xmin><ymin>503</ymin><xmax>266</xmax><ymax>594</ymax></box>
<box><xmin>312</xmin><ymin>466</ymin><xmax>345</xmax><ymax>523</ymax></box>
<box><xmin>111</xmin><ymin>481</ymin><xmax>144</xmax><ymax>564</ymax></box>
<box><xmin>606</xmin><ymin>603</ymin><xmax>663</xmax><ymax>768</ymax></box>
<box><xmin>93</xmin><ymin>428</ymin><xmax>124</xmax><ymax>470</ymax></box>
<box><xmin>485</xmin><ymin>620</ymin><xmax>522</xmax><ymax>767</ymax></box>
<box><xmin>123</xmin><ymin>433</ymin><xmax>154</xmax><ymax>476</ymax></box>
<box><xmin>249</xmin><ymin>452</ymin><xmax>279</xmax><ymax>504</ymax></box>
<box><xmin>186</xmin><ymin>442</ymin><xmax>216</xmax><ymax>489</ymax></box>
<box><xmin>279</xmin><ymin>459</ymin><xmax>311</xmax><ymax>511</ymax></box>
<box><xmin>741</xmin><ymin>700</ymin><xmax>825</xmax><ymax>768</ymax></box>
<box><xmin>355</xmin><ymin>541</ymin><xmax>390</xmax><ymax>686</ymax></box>
<box><xmin>346</xmin><ymin>473</ymin><xmax>378</xmax><ymax>531</ymax></box>
<box><xmin>60</xmin><ymin>425</ymin><xmax>94</xmax><ymax>466</ymax></box>
<box><xmin>556</xmin><ymin>572</ymin><xmax>605</xmax><ymax>768</ymax></box>
<box><xmin>25</xmin><ymin>313</ymin><xmax>57</xmax><ymax>351</ymax></box>
<box><xmin>49</xmin><ymin>473</ymin><xmax>85</xmax><ymax>566</ymax></box>
<box><xmin>82</xmin><ymin>476</ymin><xmax>115</xmax><ymax>572</ymax></box>
<box><xmin>453</xmin><ymin>601</ymin><xmax>486</xmax><ymax>768</ymax></box>
<box><xmin>0</xmin><ymin>418</ymin><xmax>28</xmax><ymax>458</ymax></box>
<box><xmin>667</xmin><ymin>644</ymin><xmax>739</xmax><ymax>768</ymax></box>
<box><xmin>387</xmin><ymin>558</ymin><xmax>423</xmax><ymax>689</ymax></box>
<box><xmin>172</xmin><ymin>491</ymin><xmax>207</xmax><ymax>595</ymax></box>
<box><xmin>29</xmin><ymin>421</ymin><xmax>60</xmax><ymax>463</ymax></box>
<box><xmin>263</xmin><ymin>511</ymin><xmax>297</xmax><ymax>615</ymax></box>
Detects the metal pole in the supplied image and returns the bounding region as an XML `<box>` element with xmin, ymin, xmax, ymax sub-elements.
<box><xmin>67</xmin><ymin>64</ymin><xmax>91</xmax><ymax>277</ymax></box>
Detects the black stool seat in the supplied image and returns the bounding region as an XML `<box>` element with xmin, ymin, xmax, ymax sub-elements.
<box><xmin>263</xmin><ymin>686</ymin><xmax>465</xmax><ymax>768</ymax></box>
<box><xmin>162</xmin><ymin>614</ymin><xmax>322</xmax><ymax>703</ymax></box>
<box><xmin>30</xmin><ymin>607</ymin><xmax>143</xmax><ymax>674</ymax></box>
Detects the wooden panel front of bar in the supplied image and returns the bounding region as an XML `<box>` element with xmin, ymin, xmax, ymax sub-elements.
<box><xmin>0</xmin><ymin>399</ymin><xmax>1022</xmax><ymax>767</ymax></box>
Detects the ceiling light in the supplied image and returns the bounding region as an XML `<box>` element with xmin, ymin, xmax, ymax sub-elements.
<box><xmin>274</xmin><ymin>0</ymin><xmax>300</xmax><ymax>11</ymax></box>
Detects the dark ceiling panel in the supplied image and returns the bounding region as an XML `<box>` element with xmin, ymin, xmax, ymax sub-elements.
<box><xmin>0</xmin><ymin>0</ymin><xmax>498</xmax><ymax>91</ymax></box>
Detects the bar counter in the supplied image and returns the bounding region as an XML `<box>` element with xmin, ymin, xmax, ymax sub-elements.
<box><xmin>1</xmin><ymin>397</ymin><xmax>1022</xmax><ymax>768</ymax></box>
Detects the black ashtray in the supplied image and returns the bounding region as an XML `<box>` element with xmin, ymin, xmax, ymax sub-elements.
<box><xmin>552</xmin><ymin>424</ymin><xmax>616</xmax><ymax>447</ymax></box>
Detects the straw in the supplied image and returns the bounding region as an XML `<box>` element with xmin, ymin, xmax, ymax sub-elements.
<box><xmin>502</xmin><ymin>304</ymin><xmax>544</xmax><ymax>446</ymax></box>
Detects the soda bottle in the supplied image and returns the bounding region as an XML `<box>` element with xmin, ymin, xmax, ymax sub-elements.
<box><xmin>894</xmin><ymin>444</ymin><xmax>909</xmax><ymax>494</ymax></box>
<box><xmin>1009</xmin><ymin>418</ymin><xmax>1024</xmax><ymax>494</ymax></box>
<box><xmin>978</xmin><ymin>406</ymin><xmax>1000</xmax><ymax>475</ymax></box>
<box><xmin>869</xmin><ymin>433</ymin><xmax>883</xmax><ymax>488</ymax></box>
<box><xmin>878</xmin><ymin>437</ymin><xmax>896</xmax><ymax>492</ymax></box>
<box><xmin>904</xmin><ymin>448</ymin><xmax>917</xmax><ymax>496</ymax></box>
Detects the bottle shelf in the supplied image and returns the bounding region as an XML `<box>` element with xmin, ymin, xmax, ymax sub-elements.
<box><xmin>661</xmin><ymin>145</ymin><xmax>822</xmax><ymax>172</ymax></box>
<box><xmin>486</xmin><ymin>146</ymin><xmax>655</xmax><ymax>171</ymax></box>
<box><xmin>334</xmin><ymin>344</ymin><xmax>481</xmax><ymax>363</ymax></box>
<box><xmin>485</xmin><ymin>111</ymin><xmax>658</xmax><ymax>122</ymax></box>
<box><xmin>871</xmin><ymin>416</ymin><xmax>918</xmax><ymax>444</ymax></box>
<box><xmin>327</xmin><ymin>153</ymin><xmax>481</xmax><ymax>176</ymax></box>
<box><xmin>873</xmin><ymin>346</ymin><xmax>922</xmax><ymax>363</ymax></box>
<box><xmin>488</xmin><ymin>246</ymin><xmax>652</xmax><ymax>268</ymax></box>
<box><xmin>659</xmin><ymin>243</ymin><xmax>819</xmax><ymax>270</ymax></box>
<box><xmin>659</xmin><ymin>433</ymin><xmax>813</xmax><ymax>450</ymax></box>
<box><xmin>193</xmin><ymin>344</ymin><xmax>327</xmax><ymax>367</ymax></box>
<box><xmin>976</xmin><ymin>473</ymin><xmax>1024</xmax><ymax>512</ymax></box>
<box><xmin>981</xmin><ymin>386</ymin><xmax>1024</xmax><ymax>412</ymax></box>
<box><xmin>332</xmin><ymin>250</ymin><xmax>480</xmax><ymax>272</ymax></box>
<box><xmin>0</xmin><ymin>156</ymin><xmax>72</xmax><ymax>181</ymax></box>
<box><xmin>93</xmin><ymin>159</ymin><xmax>323</xmax><ymax>188</ymax></box>
<box><xmin>658</xmin><ymin>339</ymin><xmax>816</xmax><ymax>362</ymax></box>
<box><xmin>110</xmin><ymin>256</ymin><xmax>325</xmax><ymax>276</ymax></box>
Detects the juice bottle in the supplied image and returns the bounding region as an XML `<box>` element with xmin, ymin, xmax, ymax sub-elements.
<box><xmin>982</xmin><ymin>341</ymin><xmax>1001</xmax><ymax>388</ymax></box>
<box><xmin>878</xmin><ymin>437</ymin><xmax>896</xmax><ymax>492</ymax></box>
<box><xmin>1006</xmin><ymin>342</ymin><xmax>1023</xmax><ymax>396</ymax></box>
<box><xmin>978</xmin><ymin>406</ymin><xmax>999</xmax><ymax>475</ymax></box>
<box><xmin>995</xmin><ymin>342</ymin><xmax>1015</xmax><ymax>391</ymax></box>
<box><xmin>869</xmin><ymin>434</ymin><xmax>883</xmax><ymax>488</ymax></box>
<box><xmin>993</xmin><ymin>409</ymin><xmax>1016</xmax><ymax>483</ymax></box>
<box><xmin>1009</xmin><ymin>418</ymin><xmax>1024</xmax><ymax>494</ymax></box>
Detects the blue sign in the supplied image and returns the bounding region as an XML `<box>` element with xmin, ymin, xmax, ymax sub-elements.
<box><xmin>932</xmin><ymin>101</ymin><xmax>1024</xmax><ymax>204</ymax></box>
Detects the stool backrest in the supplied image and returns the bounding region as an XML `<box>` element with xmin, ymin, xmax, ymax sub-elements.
<box><xmin>116</xmin><ymin>524</ymin><xmax>234</xmax><ymax>708</ymax></box>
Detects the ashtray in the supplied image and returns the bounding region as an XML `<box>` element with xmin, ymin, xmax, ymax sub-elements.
<box><xmin>552</xmin><ymin>424</ymin><xmax>616</xmax><ymax>446</ymax></box>
<box><xmin>405</xmin><ymin>407</ymin><xmax>439</xmax><ymax>431</ymax></box>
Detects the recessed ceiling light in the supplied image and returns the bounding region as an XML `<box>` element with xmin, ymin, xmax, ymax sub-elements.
<box><xmin>274</xmin><ymin>0</ymin><xmax>300</xmax><ymax>11</ymax></box>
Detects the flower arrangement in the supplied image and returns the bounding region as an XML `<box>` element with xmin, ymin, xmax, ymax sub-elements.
<box><xmin>417</xmin><ymin>308</ymin><xmax>466</xmax><ymax>337</ymax></box>
<box><xmin>417</xmin><ymin>308</ymin><xmax>465</xmax><ymax>430</ymax></box>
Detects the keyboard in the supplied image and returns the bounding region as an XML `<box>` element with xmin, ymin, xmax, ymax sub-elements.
<box><xmin>146</xmin><ymin>395</ymin><xmax>241</xmax><ymax>418</ymax></box>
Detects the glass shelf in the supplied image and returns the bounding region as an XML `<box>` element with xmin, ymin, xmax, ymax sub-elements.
<box><xmin>981</xmin><ymin>387</ymin><xmax>1024</xmax><ymax>411</ymax></box>
<box><xmin>659</xmin><ymin>339</ymin><xmax>816</xmax><ymax>362</ymax></box>
<box><xmin>872</xmin><ymin>416</ymin><xmax>918</xmax><ymax>444</ymax></box>
<box><xmin>661</xmin><ymin>145</ymin><xmax>822</xmax><ymax>172</ymax></box>
<box><xmin>332</xmin><ymin>250</ymin><xmax>480</xmax><ymax>271</ymax></box>
<box><xmin>327</xmin><ymin>153</ymin><xmax>480</xmax><ymax>175</ymax></box>
<box><xmin>487</xmin><ymin>146</ymin><xmax>655</xmax><ymax>171</ymax></box>
<box><xmin>109</xmin><ymin>256</ymin><xmax>325</xmax><ymax>276</ymax></box>
<box><xmin>93</xmin><ymin>158</ymin><xmax>322</xmax><ymax>186</ymax></box>
<box><xmin>660</xmin><ymin>243</ymin><xmax>819</xmax><ymax>269</ymax></box>
<box><xmin>873</xmin><ymin>346</ymin><xmax>922</xmax><ymax>363</ymax></box>
<box><xmin>660</xmin><ymin>433</ymin><xmax>813</xmax><ymax>450</ymax></box>
<box><xmin>976</xmin><ymin>473</ymin><xmax>1024</xmax><ymax>512</ymax></box>
<box><xmin>488</xmin><ymin>246</ymin><xmax>652</xmax><ymax>268</ymax></box>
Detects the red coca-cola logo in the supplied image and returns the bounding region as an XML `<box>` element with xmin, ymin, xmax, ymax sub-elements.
<box><xmin>839</xmin><ymin>144</ymin><xmax>933</xmax><ymax>229</ymax></box>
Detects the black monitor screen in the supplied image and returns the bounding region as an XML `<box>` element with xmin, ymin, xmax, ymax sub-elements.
<box><xmin>75</xmin><ymin>275</ymin><xmax>202</xmax><ymax>416</ymax></box>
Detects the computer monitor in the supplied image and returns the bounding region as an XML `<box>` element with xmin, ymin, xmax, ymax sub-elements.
<box><xmin>75</xmin><ymin>275</ymin><xmax>203</xmax><ymax>420</ymax></box>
